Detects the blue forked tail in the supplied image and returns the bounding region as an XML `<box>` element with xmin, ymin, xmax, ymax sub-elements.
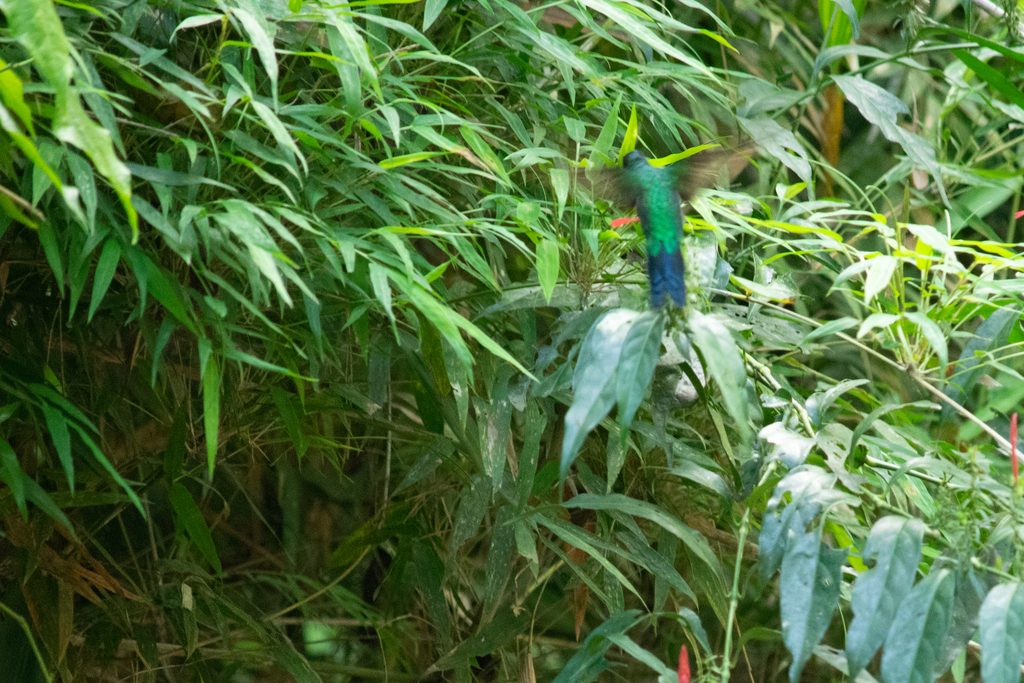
<box><xmin>648</xmin><ymin>248</ymin><xmax>686</xmax><ymax>307</ymax></box>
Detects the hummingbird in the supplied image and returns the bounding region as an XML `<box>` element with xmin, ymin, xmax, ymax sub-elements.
<box><xmin>596</xmin><ymin>148</ymin><xmax>744</xmax><ymax>308</ymax></box>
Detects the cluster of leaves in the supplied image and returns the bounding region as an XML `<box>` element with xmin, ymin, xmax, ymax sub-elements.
<box><xmin>3</xmin><ymin>0</ymin><xmax>1024</xmax><ymax>680</ymax></box>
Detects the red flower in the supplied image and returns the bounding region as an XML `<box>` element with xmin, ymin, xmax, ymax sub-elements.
<box><xmin>678</xmin><ymin>645</ymin><xmax>690</xmax><ymax>683</ymax></box>
<box><xmin>611</xmin><ymin>217</ymin><xmax>640</xmax><ymax>228</ymax></box>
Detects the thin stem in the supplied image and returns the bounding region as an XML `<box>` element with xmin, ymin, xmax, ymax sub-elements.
<box><xmin>720</xmin><ymin>506</ymin><xmax>751</xmax><ymax>683</ymax></box>
<box><xmin>0</xmin><ymin>601</ymin><xmax>54</xmax><ymax>683</ymax></box>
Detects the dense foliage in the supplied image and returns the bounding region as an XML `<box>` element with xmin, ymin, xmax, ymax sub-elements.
<box><xmin>3</xmin><ymin>0</ymin><xmax>1024</xmax><ymax>681</ymax></box>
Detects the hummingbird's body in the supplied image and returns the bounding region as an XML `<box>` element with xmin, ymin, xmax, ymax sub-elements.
<box><xmin>599</xmin><ymin>149</ymin><xmax>729</xmax><ymax>308</ymax></box>
<box><xmin>623</xmin><ymin>152</ymin><xmax>688</xmax><ymax>307</ymax></box>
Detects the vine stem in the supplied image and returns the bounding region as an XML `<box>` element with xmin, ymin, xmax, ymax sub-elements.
<box><xmin>0</xmin><ymin>601</ymin><xmax>53</xmax><ymax>683</ymax></box>
<box><xmin>720</xmin><ymin>506</ymin><xmax>751</xmax><ymax>683</ymax></box>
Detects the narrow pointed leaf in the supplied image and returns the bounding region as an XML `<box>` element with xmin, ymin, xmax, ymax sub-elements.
<box><xmin>780</xmin><ymin>532</ymin><xmax>846</xmax><ymax>683</ymax></box>
<box><xmin>846</xmin><ymin>516</ymin><xmax>924</xmax><ymax>678</ymax></box>
<box><xmin>979</xmin><ymin>582</ymin><xmax>1024</xmax><ymax>683</ymax></box>
<box><xmin>880</xmin><ymin>569</ymin><xmax>955</xmax><ymax>683</ymax></box>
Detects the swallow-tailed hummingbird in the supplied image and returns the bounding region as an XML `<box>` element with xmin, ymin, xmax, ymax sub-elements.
<box><xmin>597</xmin><ymin>149</ymin><xmax>742</xmax><ymax>308</ymax></box>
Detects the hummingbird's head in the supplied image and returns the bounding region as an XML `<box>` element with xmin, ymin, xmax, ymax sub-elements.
<box><xmin>622</xmin><ymin>150</ymin><xmax>648</xmax><ymax>169</ymax></box>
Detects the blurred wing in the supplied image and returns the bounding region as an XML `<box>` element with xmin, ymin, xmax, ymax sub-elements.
<box><xmin>591</xmin><ymin>167</ymin><xmax>639</xmax><ymax>208</ymax></box>
<box><xmin>670</xmin><ymin>147</ymin><xmax>753</xmax><ymax>200</ymax></box>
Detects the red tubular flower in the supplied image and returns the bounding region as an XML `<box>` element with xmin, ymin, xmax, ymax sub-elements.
<box><xmin>678</xmin><ymin>645</ymin><xmax>690</xmax><ymax>683</ymax></box>
<box><xmin>1016</xmin><ymin>210</ymin><xmax>1024</xmax><ymax>219</ymax></box>
<box><xmin>610</xmin><ymin>216</ymin><xmax>640</xmax><ymax>228</ymax></box>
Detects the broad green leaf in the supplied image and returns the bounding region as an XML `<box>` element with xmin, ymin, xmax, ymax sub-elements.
<box><xmin>270</xmin><ymin>387</ymin><xmax>308</xmax><ymax>461</ymax></box>
<box><xmin>169</xmin><ymin>482</ymin><xmax>223</xmax><ymax>573</ymax></box>
<box><xmin>231</xmin><ymin>8</ymin><xmax>279</xmax><ymax>105</ymax></box>
<box><xmin>449</xmin><ymin>474</ymin><xmax>490</xmax><ymax>561</ymax></box>
<box><xmin>846</xmin><ymin>517</ymin><xmax>924</xmax><ymax>678</ymax></box>
<box><xmin>942</xmin><ymin>306</ymin><xmax>1020</xmax><ymax>421</ymax></box>
<box><xmin>68</xmin><ymin>423</ymin><xmax>143</xmax><ymax>513</ymax></box>
<box><xmin>481</xmin><ymin>505</ymin><xmax>516</xmax><ymax>624</ymax></box>
<box><xmin>880</xmin><ymin>569</ymin><xmax>955</xmax><ymax>683</ymax></box>
<box><xmin>40</xmin><ymin>404</ymin><xmax>73</xmax><ymax>492</ymax></box>
<box><xmin>423</xmin><ymin>0</ymin><xmax>448</xmax><ymax>30</ymax></box>
<box><xmin>23</xmin><ymin>477</ymin><xmax>73</xmax><ymax>532</ymax></box>
<box><xmin>805</xmin><ymin>379</ymin><xmax>869</xmax><ymax>427</ymax></box>
<box><xmin>618</xmin><ymin>105</ymin><xmax>639</xmax><ymax>162</ymax></box>
<box><xmin>460</xmin><ymin>126</ymin><xmax>512</xmax><ymax>187</ymax></box>
<box><xmin>0</xmin><ymin>58</ymin><xmax>33</xmax><ymax>134</ymax></box>
<box><xmin>953</xmin><ymin>49</ymin><xmax>1024</xmax><ymax>111</ymax></box>
<box><xmin>979</xmin><ymin>582</ymin><xmax>1024</xmax><ymax>683</ymax></box>
<box><xmin>593</xmin><ymin>93</ymin><xmax>621</xmax><ymax>163</ymax></box>
<box><xmin>88</xmin><ymin>239</ymin><xmax>121</xmax><ymax>322</ymax></box>
<box><xmin>0</xmin><ymin>437</ymin><xmax>27</xmax><ymax>519</ymax></box>
<box><xmin>561</xmin><ymin>310</ymin><xmax>638</xmax><ymax>477</ymax></box>
<box><xmin>378</xmin><ymin>151</ymin><xmax>447</xmax><ymax>168</ymax></box>
<box><xmin>536</xmin><ymin>239</ymin><xmax>560</xmax><ymax>304</ymax></box>
<box><xmin>739</xmin><ymin>116</ymin><xmax>811</xmax><ymax>182</ymax></box>
<box><xmin>566</xmin><ymin>493</ymin><xmax>721</xmax><ymax>575</ymax></box>
<box><xmin>549</xmin><ymin>610</ymin><xmax>643</xmax><ymax>683</ymax></box>
<box><xmin>863</xmin><ymin>255</ymin><xmax>897</xmax><ymax>304</ymax></box>
<box><xmin>203</xmin><ymin>357</ymin><xmax>220</xmax><ymax>478</ymax></box>
<box><xmin>759</xmin><ymin>422</ymin><xmax>815</xmax><ymax>468</ymax></box>
<box><xmin>689</xmin><ymin>311</ymin><xmax>750</xmax><ymax>438</ymax></box>
<box><xmin>615</xmin><ymin>311</ymin><xmax>664</xmax><ymax>437</ymax></box>
<box><xmin>412</xmin><ymin>541</ymin><xmax>452</xmax><ymax>650</ymax></box>
<box><xmin>904</xmin><ymin>312</ymin><xmax>948</xmax><ymax>378</ymax></box>
<box><xmin>812</xmin><ymin>44</ymin><xmax>889</xmax><ymax>78</ymax></box>
<box><xmin>857</xmin><ymin>313</ymin><xmax>899</xmax><ymax>339</ymax></box>
<box><xmin>780</xmin><ymin>532</ymin><xmax>846</xmax><ymax>683</ymax></box>
<box><xmin>164</xmin><ymin>403</ymin><xmax>188</xmax><ymax>482</ymax></box>
<box><xmin>832</xmin><ymin>75</ymin><xmax>946</xmax><ymax>205</ymax></box>
<box><xmin>800</xmin><ymin>317</ymin><xmax>858</xmax><ymax>345</ymax></box>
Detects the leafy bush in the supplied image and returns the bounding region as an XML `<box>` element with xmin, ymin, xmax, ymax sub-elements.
<box><xmin>2</xmin><ymin>0</ymin><xmax>1024</xmax><ymax>681</ymax></box>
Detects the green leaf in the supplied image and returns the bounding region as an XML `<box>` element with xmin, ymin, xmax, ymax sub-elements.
<box><xmin>378</xmin><ymin>151</ymin><xmax>447</xmax><ymax>168</ymax></box>
<box><xmin>231</xmin><ymin>7</ymin><xmax>279</xmax><ymax>106</ymax></box>
<box><xmin>423</xmin><ymin>0</ymin><xmax>448</xmax><ymax>29</ymax></box>
<box><xmin>88</xmin><ymin>239</ymin><xmax>121</xmax><ymax>323</ymax></box>
<box><xmin>40</xmin><ymin>404</ymin><xmax>74</xmax><ymax>492</ymax></box>
<box><xmin>566</xmin><ymin>493</ymin><xmax>721</xmax><ymax>575</ymax></box>
<box><xmin>904</xmin><ymin>311</ymin><xmax>948</xmax><ymax>378</ymax></box>
<box><xmin>68</xmin><ymin>423</ymin><xmax>143</xmax><ymax>513</ymax></box>
<box><xmin>780</xmin><ymin>532</ymin><xmax>846</xmax><ymax>683</ymax></box>
<box><xmin>942</xmin><ymin>306</ymin><xmax>1020</xmax><ymax>421</ymax></box>
<box><xmin>800</xmin><ymin>317</ymin><xmax>858</xmax><ymax>345</ymax></box>
<box><xmin>738</xmin><ymin>117</ymin><xmax>811</xmax><ymax>183</ymax></box>
<box><xmin>169</xmin><ymin>482</ymin><xmax>223</xmax><ymax>574</ymax></box>
<box><xmin>593</xmin><ymin>93</ymin><xmax>621</xmax><ymax>163</ymax></box>
<box><xmin>846</xmin><ymin>516</ymin><xmax>924</xmax><ymax>678</ymax></box>
<box><xmin>412</xmin><ymin>541</ymin><xmax>452</xmax><ymax>650</ymax></box>
<box><xmin>23</xmin><ymin>477</ymin><xmax>73</xmax><ymax>532</ymax></box>
<box><xmin>832</xmin><ymin>75</ymin><xmax>946</xmax><ymax>205</ymax></box>
<box><xmin>688</xmin><ymin>311</ymin><xmax>750</xmax><ymax>439</ymax></box>
<box><xmin>561</xmin><ymin>310</ymin><xmax>638</xmax><ymax>477</ymax></box>
<box><xmin>618</xmin><ymin>104</ymin><xmax>639</xmax><ymax>162</ymax></box>
<box><xmin>0</xmin><ymin>437</ymin><xmax>27</xmax><ymax>519</ymax></box>
<box><xmin>953</xmin><ymin>49</ymin><xmax>1024</xmax><ymax>111</ymax></box>
<box><xmin>481</xmin><ymin>505</ymin><xmax>516</xmax><ymax>624</ymax></box>
<box><xmin>615</xmin><ymin>310</ymin><xmax>664</xmax><ymax>436</ymax></box>
<box><xmin>203</xmin><ymin>357</ymin><xmax>220</xmax><ymax>478</ymax></box>
<box><xmin>536</xmin><ymin>239</ymin><xmax>560</xmax><ymax>304</ymax></box>
<box><xmin>164</xmin><ymin>403</ymin><xmax>188</xmax><ymax>482</ymax></box>
<box><xmin>880</xmin><ymin>569</ymin><xmax>955</xmax><ymax>683</ymax></box>
<box><xmin>270</xmin><ymin>386</ymin><xmax>308</xmax><ymax>461</ymax></box>
<box><xmin>863</xmin><ymin>256</ymin><xmax>898</xmax><ymax>304</ymax></box>
<box><xmin>979</xmin><ymin>582</ymin><xmax>1024</xmax><ymax>683</ymax></box>
<box><xmin>550</xmin><ymin>610</ymin><xmax>643</xmax><ymax>683</ymax></box>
